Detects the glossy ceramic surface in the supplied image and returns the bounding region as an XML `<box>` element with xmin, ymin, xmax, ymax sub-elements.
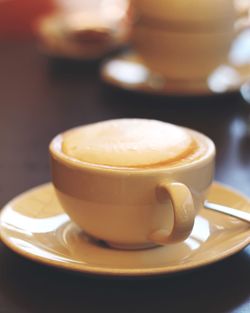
<box><xmin>50</xmin><ymin>125</ymin><xmax>215</xmax><ymax>247</ymax></box>
<box><xmin>0</xmin><ymin>182</ymin><xmax>249</xmax><ymax>277</ymax></box>
<box><xmin>101</xmin><ymin>27</ymin><xmax>250</xmax><ymax>95</ymax></box>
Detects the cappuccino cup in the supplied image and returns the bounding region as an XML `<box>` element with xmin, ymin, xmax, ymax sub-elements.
<box><xmin>50</xmin><ymin>119</ymin><xmax>215</xmax><ymax>249</ymax></box>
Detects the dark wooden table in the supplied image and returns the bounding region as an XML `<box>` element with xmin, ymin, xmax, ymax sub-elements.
<box><xmin>0</xmin><ymin>41</ymin><xmax>249</xmax><ymax>313</ymax></box>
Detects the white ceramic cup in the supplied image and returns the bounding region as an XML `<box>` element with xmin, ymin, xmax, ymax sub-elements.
<box><xmin>131</xmin><ymin>0</ymin><xmax>235</xmax><ymax>80</ymax></box>
<box><xmin>132</xmin><ymin>24</ymin><xmax>234</xmax><ymax>80</ymax></box>
<box><xmin>49</xmin><ymin>123</ymin><xmax>215</xmax><ymax>249</ymax></box>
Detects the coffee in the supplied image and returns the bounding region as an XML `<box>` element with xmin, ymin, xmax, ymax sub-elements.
<box><xmin>50</xmin><ymin>119</ymin><xmax>215</xmax><ymax>247</ymax></box>
<box><xmin>61</xmin><ymin>119</ymin><xmax>207</xmax><ymax>169</ymax></box>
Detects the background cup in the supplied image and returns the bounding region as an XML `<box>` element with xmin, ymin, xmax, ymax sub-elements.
<box><xmin>130</xmin><ymin>0</ymin><xmax>236</xmax><ymax>80</ymax></box>
<box><xmin>50</xmin><ymin>127</ymin><xmax>215</xmax><ymax>250</ymax></box>
<box><xmin>132</xmin><ymin>24</ymin><xmax>234</xmax><ymax>80</ymax></box>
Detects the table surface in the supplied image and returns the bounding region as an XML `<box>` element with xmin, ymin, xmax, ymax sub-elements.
<box><xmin>0</xmin><ymin>41</ymin><xmax>249</xmax><ymax>313</ymax></box>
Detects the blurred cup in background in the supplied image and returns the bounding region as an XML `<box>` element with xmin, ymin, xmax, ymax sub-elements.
<box><xmin>131</xmin><ymin>0</ymin><xmax>236</xmax><ymax>80</ymax></box>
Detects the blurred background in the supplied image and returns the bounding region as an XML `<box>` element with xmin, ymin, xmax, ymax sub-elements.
<box><xmin>0</xmin><ymin>0</ymin><xmax>54</xmax><ymax>39</ymax></box>
<box><xmin>0</xmin><ymin>0</ymin><xmax>250</xmax><ymax>201</ymax></box>
<box><xmin>0</xmin><ymin>0</ymin><xmax>130</xmax><ymax>39</ymax></box>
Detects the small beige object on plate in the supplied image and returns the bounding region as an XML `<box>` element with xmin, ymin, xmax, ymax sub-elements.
<box><xmin>0</xmin><ymin>182</ymin><xmax>249</xmax><ymax>277</ymax></box>
<box><xmin>35</xmin><ymin>11</ymin><xmax>130</xmax><ymax>60</ymax></box>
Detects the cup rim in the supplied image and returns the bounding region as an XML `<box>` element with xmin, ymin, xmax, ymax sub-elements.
<box><xmin>49</xmin><ymin>126</ymin><xmax>215</xmax><ymax>175</ymax></box>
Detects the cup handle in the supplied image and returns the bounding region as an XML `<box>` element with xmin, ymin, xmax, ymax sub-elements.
<box><xmin>149</xmin><ymin>181</ymin><xmax>196</xmax><ymax>244</ymax></box>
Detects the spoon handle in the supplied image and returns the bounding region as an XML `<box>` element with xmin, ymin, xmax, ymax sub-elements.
<box><xmin>204</xmin><ymin>201</ymin><xmax>250</xmax><ymax>223</ymax></box>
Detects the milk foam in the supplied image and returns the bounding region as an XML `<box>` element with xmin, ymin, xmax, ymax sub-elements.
<box><xmin>62</xmin><ymin>119</ymin><xmax>198</xmax><ymax>168</ymax></box>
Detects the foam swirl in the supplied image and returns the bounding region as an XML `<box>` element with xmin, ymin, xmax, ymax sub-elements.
<box><xmin>62</xmin><ymin>119</ymin><xmax>196</xmax><ymax>167</ymax></box>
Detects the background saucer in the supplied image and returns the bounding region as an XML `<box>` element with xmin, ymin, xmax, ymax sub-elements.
<box><xmin>0</xmin><ymin>182</ymin><xmax>249</xmax><ymax>277</ymax></box>
<box><xmin>101</xmin><ymin>27</ymin><xmax>250</xmax><ymax>96</ymax></box>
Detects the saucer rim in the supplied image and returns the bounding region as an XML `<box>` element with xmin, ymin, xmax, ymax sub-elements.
<box><xmin>0</xmin><ymin>182</ymin><xmax>250</xmax><ymax>278</ymax></box>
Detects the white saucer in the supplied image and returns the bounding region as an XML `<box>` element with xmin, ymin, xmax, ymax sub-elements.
<box><xmin>101</xmin><ymin>28</ymin><xmax>250</xmax><ymax>96</ymax></box>
<box><xmin>0</xmin><ymin>183</ymin><xmax>249</xmax><ymax>277</ymax></box>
